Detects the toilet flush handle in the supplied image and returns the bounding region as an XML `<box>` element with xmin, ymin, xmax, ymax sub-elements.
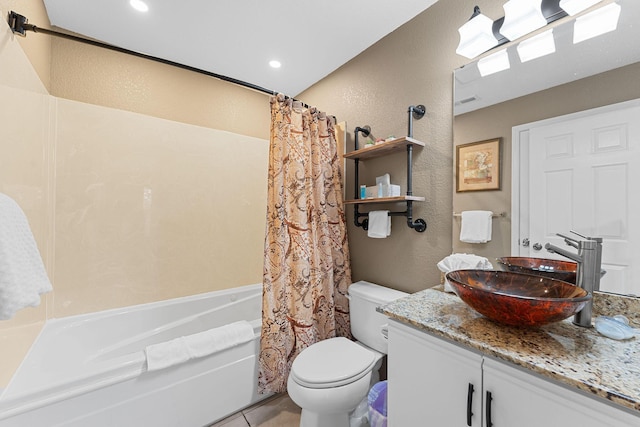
<box><xmin>380</xmin><ymin>323</ymin><xmax>389</xmax><ymax>339</ymax></box>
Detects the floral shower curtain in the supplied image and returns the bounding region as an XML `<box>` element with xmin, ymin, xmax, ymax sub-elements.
<box><xmin>258</xmin><ymin>94</ymin><xmax>352</xmax><ymax>394</ymax></box>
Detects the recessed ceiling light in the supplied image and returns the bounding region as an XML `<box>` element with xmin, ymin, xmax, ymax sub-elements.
<box><xmin>269</xmin><ymin>60</ymin><xmax>282</xmax><ymax>69</ymax></box>
<box><xmin>130</xmin><ymin>0</ymin><xmax>149</xmax><ymax>13</ymax></box>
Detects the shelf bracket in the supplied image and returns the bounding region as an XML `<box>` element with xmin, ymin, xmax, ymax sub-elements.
<box><xmin>353</xmin><ymin>204</ymin><xmax>427</xmax><ymax>233</ymax></box>
<box><xmin>407</xmin><ymin>105</ymin><xmax>426</xmax><ymax>138</ymax></box>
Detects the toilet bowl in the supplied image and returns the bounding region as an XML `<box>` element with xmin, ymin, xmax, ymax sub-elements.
<box><xmin>287</xmin><ymin>281</ymin><xmax>407</xmax><ymax>427</ymax></box>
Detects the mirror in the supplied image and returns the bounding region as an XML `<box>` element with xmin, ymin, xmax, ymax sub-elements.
<box><xmin>453</xmin><ymin>0</ymin><xmax>640</xmax><ymax>297</ymax></box>
<box><xmin>454</xmin><ymin>0</ymin><xmax>640</xmax><ymax>115</ymax></box>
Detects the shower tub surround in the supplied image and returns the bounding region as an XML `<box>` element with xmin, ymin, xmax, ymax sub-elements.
<box><xmin>382</xmin><ymin>286</ymin><xmax>640</xmax><ymax>416</ymax></box>
<box><xmin>0</xmin><ymin>283</ymin><xmax>268</xmax><ymax>426</ymax></box>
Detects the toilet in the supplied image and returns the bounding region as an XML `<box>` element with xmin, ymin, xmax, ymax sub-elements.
<box><xmin>287</xmin><ymin>281</ymin><xmax>407</xmax><ymax>427</ymax></box>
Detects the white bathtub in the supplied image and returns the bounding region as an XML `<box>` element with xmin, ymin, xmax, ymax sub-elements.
<box><xmin>0</xmin><ymin>283</ymin><xmax>269</xmax><ymax>426</ymax></box>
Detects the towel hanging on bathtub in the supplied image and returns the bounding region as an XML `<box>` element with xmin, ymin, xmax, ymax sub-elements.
<box><xmin>459</xmin><ymin>210</ymin><xmax>493</xmax><ymax>243</ymax></box>
<box><xmin>0</xmin><ymin>193</ymin><xmax>53</xmax><ymax>320</ymax></box>
<box><xmin>145</xmin><ymin>320</ymin><xmax>255</xmax><ymax>371</ymax></box>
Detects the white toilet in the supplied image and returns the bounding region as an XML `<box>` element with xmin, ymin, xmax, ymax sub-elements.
<box><xmin>287</xmin><ymin>281</ymin><xmax>407</xmax><ymax>427</ymax></box>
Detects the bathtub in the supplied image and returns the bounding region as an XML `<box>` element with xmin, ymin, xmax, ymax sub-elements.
<box><xmin>0</xmin><ymin>283</ymin><xmax>269</xmax><ymax>427</ymax></box>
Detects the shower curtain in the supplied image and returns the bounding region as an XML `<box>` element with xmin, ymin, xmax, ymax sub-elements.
<box><xmin>258</xmin><ymin>94</ymin><xmax>352</xmax><ymax>394</ymax></box>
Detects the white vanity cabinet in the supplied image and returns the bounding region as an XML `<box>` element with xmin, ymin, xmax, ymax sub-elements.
<box><xmin>387</xmin><ymin>321</ymin><xmax>640</xmax><ymax>427</ymax></box>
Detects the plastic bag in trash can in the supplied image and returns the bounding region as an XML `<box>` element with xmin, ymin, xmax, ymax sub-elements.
<box><xmin>368</xmin><ymin>380</ymin><xmax>387</xmax><ymax>427</ymax></box>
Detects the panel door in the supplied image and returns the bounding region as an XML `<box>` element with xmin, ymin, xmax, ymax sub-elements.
<box><xmin>527</xmin><ymin>102</ymin><xmax>640</xmax><ymax>295</ymax></box>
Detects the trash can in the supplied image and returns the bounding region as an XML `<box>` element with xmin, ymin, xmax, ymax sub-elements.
<box><xmin>368</xmin><ymin>380</ymin><xmax>388</xmax><ymax>427</ymax></box>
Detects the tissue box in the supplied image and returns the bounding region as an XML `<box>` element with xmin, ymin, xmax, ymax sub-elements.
<box><xmin>386</xmin><ymin>185</ymin><xmax>401</xmax><ymax>197</ymax></box>
<box><xmin>365</xmin><ymin>186</ymin><xmax>378</xmax><ymax>198</ymax></box>
<box><xmin>365</xmin><ymin>185</ymin><xmax>401</xmax><ymax>198</ymax></box>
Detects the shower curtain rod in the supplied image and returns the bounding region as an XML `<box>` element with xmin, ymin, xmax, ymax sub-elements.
<box><xmin>7</xmin><ymin>11</ymin><xmax>317</xmax><ymax>110</ymax></box>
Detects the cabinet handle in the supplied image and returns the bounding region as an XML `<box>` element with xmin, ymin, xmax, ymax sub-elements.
<box><xmin>466</xmin><ymin>383</ymin><xmax>474</xmax><ymax>426</ymax></box>
<box><xmin>485</xmin><ymin>391</ymin><xmax>493</xmax><ymax>427</ymax></box>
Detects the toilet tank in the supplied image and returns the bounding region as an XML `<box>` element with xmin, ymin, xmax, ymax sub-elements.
<box><xmin>348</xmin><ymin>281</ymin><xmax>407</xmax><ymax>354</ymax></box>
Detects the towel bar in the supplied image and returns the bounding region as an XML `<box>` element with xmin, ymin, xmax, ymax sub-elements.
<box><xmin>452</xmin><ymin>212</ymin><xmax>506</xmax><ymax>218</ymax></box>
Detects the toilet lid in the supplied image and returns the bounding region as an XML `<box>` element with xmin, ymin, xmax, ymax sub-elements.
<box><xmin>290</xmin><ymin>337</ymin><xmax>376</xmax><ymax>389</ymax></box>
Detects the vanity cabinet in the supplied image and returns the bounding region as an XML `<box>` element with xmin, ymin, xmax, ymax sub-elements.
<box><xmin>388</xmin><ymin>321</ymin><xmax>640</xmax><ymax>427</ymax></box>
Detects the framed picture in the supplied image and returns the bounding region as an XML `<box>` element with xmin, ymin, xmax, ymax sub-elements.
<box><xmin>456</xmin><ymin>138</ymin><xmax>501</xmax><ymax>192</ymax></box>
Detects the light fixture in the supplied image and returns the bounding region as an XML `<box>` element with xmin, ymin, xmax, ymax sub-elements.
<box><xmin>456</xmin><ymin>6</ymin><xmax>501</xmax><ymax>59</ymax></box>
<box><xmin>130</xmin><ymin>0</ymin><xmax>149</xmax><ymax>13</ymax></box>
<box><xmin>559</xmin><ymin>0</ymin><xmax>602</xmax><ymax>16</ymax></box>
<box><xmin>573</xmin><ymin>2</ymin><xmax>621</xmax><ymax>43</ymax></box>
<box><xmin>478</xmin><ymin>49</ymin><xmax>510</xmax><ymax>76</ymax></box>
<box><xmin>500</xmin><ymin>0</ymin><xmax>546</xmax><ymax>41</ymax></box>
<box><xmin>269</xmin><ymin>60</ymin><xmax>282</xmax><ymax>69</ymax></box>
<box><xmin>517</xmin><ymin>28</ymin><xmax>555</xmax><ymax>62</ymax></box>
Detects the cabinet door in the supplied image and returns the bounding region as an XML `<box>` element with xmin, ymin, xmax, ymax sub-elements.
<box><xmin>388</xmin><ymin>322</ymin><xmax>483</xmax><ymax>427</ymax></box>
<box><xmin>483</xmin><ymin>358</ymin><xmax>640</xmax><ymax>427</ymax></box>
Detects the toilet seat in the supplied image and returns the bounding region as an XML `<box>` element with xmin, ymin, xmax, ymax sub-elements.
<box><xmin>290</xmin><ymin>337</ymin><xmax>376</xmax><ymax>389</ymax></box>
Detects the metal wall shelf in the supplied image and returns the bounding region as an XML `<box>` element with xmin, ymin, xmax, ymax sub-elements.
<box><xmin>343</xmin><ymin>137</ymin><xmax>425</xmax><ymax>160</ymax></box>
<box><xmin>345</xmin><ymin>105</ymin><xmax>427</xmax><ymax>233</ymax></box>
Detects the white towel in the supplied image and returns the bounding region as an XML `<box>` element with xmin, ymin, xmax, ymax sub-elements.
<box><xmin>145</xmin><ymin>336</ymin><xmax>191</xmax><ymax>372</ymax></box>
<box><xmin>459</xmin><ymin>210</ymin><xmax>493</xmax><ymax>243</ymax></box>
<box><xmin>145</xmin><ymin>320</ymin><xmax>255</xmax><ymax>372</ymax></box>
<box><xmin>437</xmin><ymin>253</ymin><xmax>494</xmax><ymax>292</ymax></box>
<box><xmin>368</xmin><ymin>211</ymin><xmax>391</xmax><ymax>238</ymax></box>
<box><xmin>0</xmin><ymin>193</ymin><xmax>53</xmax><ymax>320</ymax></box>
<box><xmin>184</xmin><ymin>320</ymin><xmax>254</xmax><ymax>358</ymax></box>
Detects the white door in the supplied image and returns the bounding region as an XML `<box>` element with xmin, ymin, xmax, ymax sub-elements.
<box><xmin>517</xmin><ymin>100</ymin><xmax>640</xmax><ymax>295</ymax></box>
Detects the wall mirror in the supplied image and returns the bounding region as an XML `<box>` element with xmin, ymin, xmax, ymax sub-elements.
<box><xmin>453</xmin><ymin>0</ymin><xmax>640</xmax><ymax>297</ymax></box>
<box><xmin>454</xmin><ymin>0</ymin><xmax>640</xmax><ymax>116</ymax></box>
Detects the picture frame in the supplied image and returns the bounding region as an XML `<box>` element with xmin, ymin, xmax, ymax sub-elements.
<box><xmin>456</xmin><ymin>138</ymin><xmax>501</xmax><ymax>192</ymax></box>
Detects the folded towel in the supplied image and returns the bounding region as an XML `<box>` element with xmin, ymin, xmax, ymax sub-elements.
<box><xmin>459</xmin><ymin>210</ymin><xmax>493</xmax><ymax>243</ymax></box>
<box><xmin>145</xmin><ymin>337</ymin><xmax>191</xmax><ymax>372</ymax></box>
<box><xmin>145</xmin><ymin>320</ymin><xmax>255</xmax><ymax>372</ymax></box>
<box><xmin>437</xmin><ymin>253</ymin><xmax>493</xmax><ymax>292</ymax></box>
<box><xmin>368</xmin><ymin>211</ymin><xmax>391</xmax><ymax>238</ymax></box>
<box><xmin>184</xmin><ymin>320</ymin><xmax>254</xmax><ymax>358</ymax></box>
<box><xmin>0</xmin><ymin>193</ymin><xmax>53</xmax><ymax>320</ymax></box>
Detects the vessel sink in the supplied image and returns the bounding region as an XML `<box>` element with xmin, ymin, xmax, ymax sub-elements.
<box><xmin>496</xmin><ymin>257</ymin><xmax>577</xmax><ymax>283</ymax></box>
<box><xmin>445</xmin><ymin>270</ymin><xmax>591</xmax><ymax>327</ymax></box>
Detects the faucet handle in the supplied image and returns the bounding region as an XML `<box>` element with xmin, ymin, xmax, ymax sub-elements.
<box><xmin>569</xmin><ymin>230</ymin><xmax>603</xmax><ymax>243</ymax></box>
<box><xmin>556</xmin><ymin>233</ymin><xmax>580</xmax><ymax>249</ymax></box>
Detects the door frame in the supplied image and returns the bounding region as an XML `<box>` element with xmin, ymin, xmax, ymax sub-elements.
<box><xmin>511</xmin><ymin>98</ymin><xmax>640</xmax><ymax>256</ymax></box>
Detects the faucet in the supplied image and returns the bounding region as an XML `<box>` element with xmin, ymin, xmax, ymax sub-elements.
<box><xmin>545</xmin><ymin>231</ymin><xmax>603</xmax><ymax>328</ymax></box>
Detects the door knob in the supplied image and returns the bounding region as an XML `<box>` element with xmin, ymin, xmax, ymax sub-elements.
<box><xmin>533</xmin><ymin>243</ymin><xmax>542</xmax><ymax>251</ymax></box>
<box><xmin>521</xmin><ymin>238</ymin><xmax>530</xmax><ymax>247</ymax></box>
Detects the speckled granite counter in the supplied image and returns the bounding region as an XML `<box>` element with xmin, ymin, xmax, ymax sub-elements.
<box><xmin>381</xmin><ymin>286</ymin><xmax>640</xmax><ymax>415</ymax></box>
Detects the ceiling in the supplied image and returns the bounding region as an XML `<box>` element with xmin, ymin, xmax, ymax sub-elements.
<box><xmin>41</xmin><ymin>0</ymin><xmax>439</xmax><ymax>97</ymax></box>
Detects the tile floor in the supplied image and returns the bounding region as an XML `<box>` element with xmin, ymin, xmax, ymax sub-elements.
<box><xmin>208</xmin><ymin>393</ymin><xmax>301</xmax><ymax>427</ymax></box>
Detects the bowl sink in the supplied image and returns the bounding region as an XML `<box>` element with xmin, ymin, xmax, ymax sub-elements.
<box><xmin>496</xmin><ymin>257</ymin><xmax>577</xmax><ymax>283</ymax></box>
<box><xmin>445</xmin><ymin>270</ymin><xmax>591</xmax><ymax>327</ymax></box>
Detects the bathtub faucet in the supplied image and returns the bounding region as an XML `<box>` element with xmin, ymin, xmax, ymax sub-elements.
<box><xmin>545</xmin><ymin>231</ymin><xmax>603</xmax><ymax>328</ymax></box>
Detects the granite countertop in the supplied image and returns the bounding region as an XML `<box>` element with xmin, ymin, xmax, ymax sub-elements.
<box><xmin>381</xmin><ymin>286</ymin><xmax>640</xmax><ymax>415</ymax></box>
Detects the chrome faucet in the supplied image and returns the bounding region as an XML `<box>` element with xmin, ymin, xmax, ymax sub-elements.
<box><xmin>545</xmin><ymin>231</ymin><xmax>603</xmax><ymax>328</ymax></box>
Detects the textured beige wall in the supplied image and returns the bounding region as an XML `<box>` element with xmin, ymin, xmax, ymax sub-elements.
<box><xmin>50</xmin><ymin>38</ymin><xmax>270</xmax><ymax>140</ymax></box>
<box><xmin>299</xmin><ymin>0</ymin><xmax>474</xmax><ymax>293</ymax></box>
